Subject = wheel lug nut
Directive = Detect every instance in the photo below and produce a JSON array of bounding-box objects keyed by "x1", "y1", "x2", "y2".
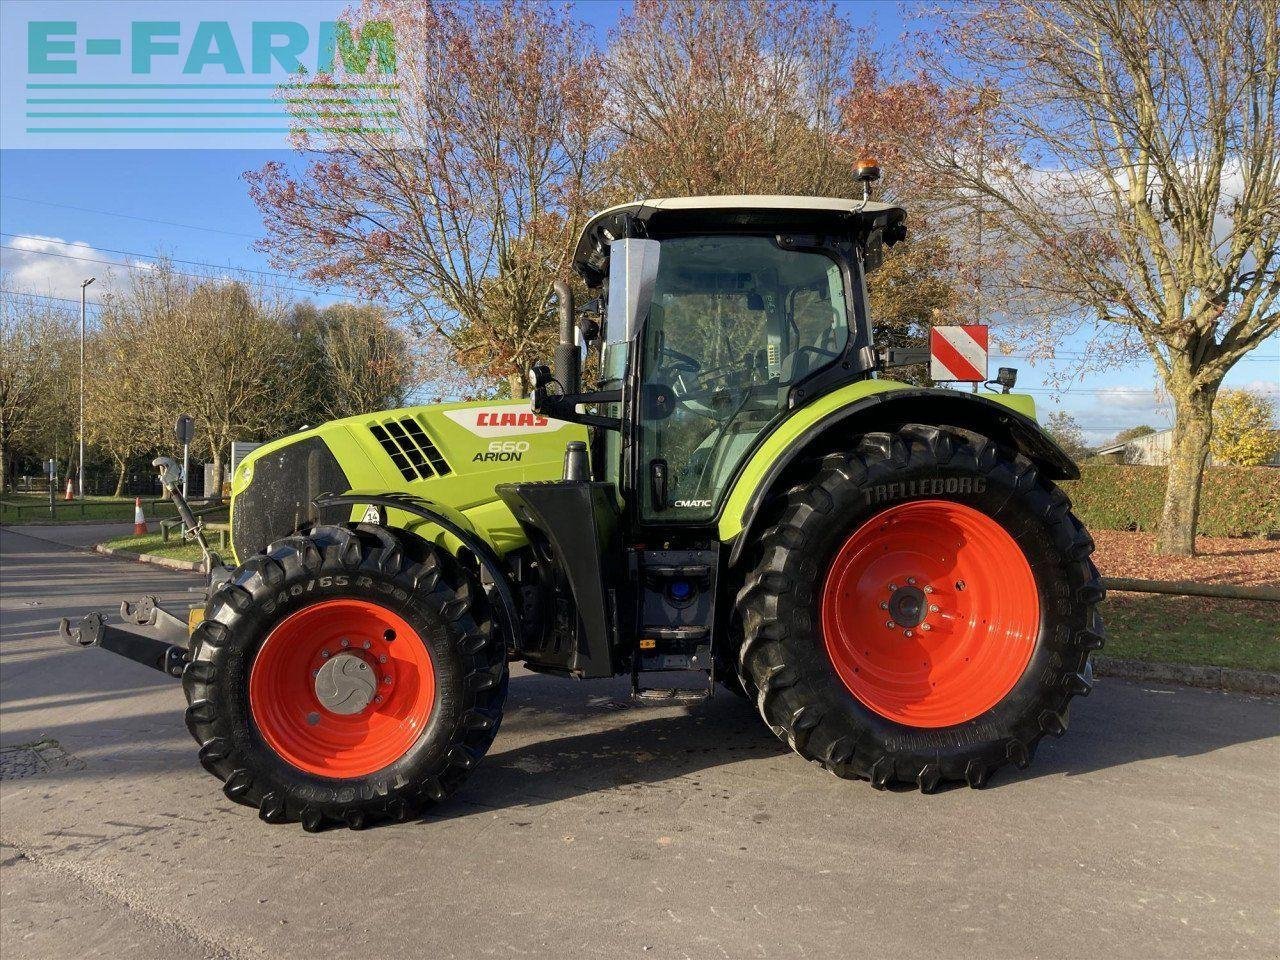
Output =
[
  {"x1": 923, "y1": 586, "x2": 933, "y2": 594},
  {"x1": 885, "y1": 620, "x2": 896, "y2": 629},
  {"x1": 905, "y1": 630, "x2": 914, "y2": 638},
  {"x1": 888, "y1": 583, "x2": 898, "y2": 591},
  {"x1": 362, "y1": 640, "x2": 372, "y2": 650},
  {"x1": 374, "y1": 695, "x2": 383, "y2": 704},
  {"x1": 340, "y1": 638, "x2": 350, "y2": 648},
  {"x1": 321, "y1": 650, "x2": 330, "y2": 659},
  {"x1": 907, "y1": 577, "x2": 916, "y2": 585},
  {"x1": 312, "y1": 669, "x2": 320, "y2": 677},
  {"x1": 880, "y1": 601, "x2": 889, "y2": 610},
  {"x1": 921, "y1": 623, "x2": 931, "y2": 631},
  {"x1": 378, "y1": 654, "x2": 388, "y2": 663},
  {"x1": 929, "y1": 604, "x2": 939, "y2": 612},
  {"x1": 383, "y1": 676, "x2": 392, "y2": 685}
]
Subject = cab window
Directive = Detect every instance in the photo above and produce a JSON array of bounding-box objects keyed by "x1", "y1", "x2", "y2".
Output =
[{"x1": 639, "y1": 235, "x2": 849, "y2": 520}]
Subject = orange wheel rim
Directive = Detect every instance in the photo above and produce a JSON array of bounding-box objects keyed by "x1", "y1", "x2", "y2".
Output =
[
  {"x1": 821, "y1": 500, "x2": 1040, "y2": 728},
  {"x1": 249, "y1": 599, "x2": 435, "y2": 777}
]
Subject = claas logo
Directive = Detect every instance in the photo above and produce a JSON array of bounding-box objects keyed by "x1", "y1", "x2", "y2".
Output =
[
  {"x1": 475, "y1": 412, "x2": 548, "y2": 428},
  {"x1": 441, "y1": 406, "x2": 566, "y2": 438}
]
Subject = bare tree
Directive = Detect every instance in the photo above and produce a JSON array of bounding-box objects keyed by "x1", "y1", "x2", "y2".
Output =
[
  {"x1": 99, "y1": 265, "x2": 306, "y2": 496},
  {"x1": 173, "y1": 280, "x2": 305, "y2": 495},
  {"x1": 0, "y1": 287, "x2": 76, "y2": 491},
  {"x1": 247, "y1": 0, "x2": 606, "y2": 397},
  {"x1": 851, "y1": 0, "x2": 1280, "y2": 554},
  {"x1": 88, "y1": 288, "x2": 170, "y2": 495},
  {"x1": 607, "y1": 0, "x2": 855, "y2": 197},
  {"x1": 293, "y1": 302, "x2": 420, "y2": 421}
]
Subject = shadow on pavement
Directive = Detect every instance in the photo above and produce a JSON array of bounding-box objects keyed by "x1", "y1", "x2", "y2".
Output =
[{"x1": 5, "y1": 665, "x2": 1277, "y2": 829}]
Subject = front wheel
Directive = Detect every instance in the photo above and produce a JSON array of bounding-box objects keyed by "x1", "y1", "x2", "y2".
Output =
[
  {"x1": 183, "y1": 524, "x2": 507, "y2": 829},
  {"x1": 734, "y1": 424, "x2": 1104, "y2": 791}
]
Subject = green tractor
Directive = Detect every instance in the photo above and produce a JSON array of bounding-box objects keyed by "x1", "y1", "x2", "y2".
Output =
[{"x1": 62, "y1": 192, "x2": 1102, "y2": 830}]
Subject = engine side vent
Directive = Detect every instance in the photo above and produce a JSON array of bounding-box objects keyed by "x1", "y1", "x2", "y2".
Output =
[{"x1": 369, "y1": 416, "x2": 452, "y2": 481}]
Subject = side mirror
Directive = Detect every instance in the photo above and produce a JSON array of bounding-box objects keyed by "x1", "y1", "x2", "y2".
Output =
[{"x1": 577, "y1": 298, "x2": 602, "y2": 344}]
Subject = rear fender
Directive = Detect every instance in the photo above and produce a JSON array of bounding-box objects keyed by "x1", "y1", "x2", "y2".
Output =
[{"x1": 722, "y1": 385, "x2": 1078, "y2": 566}]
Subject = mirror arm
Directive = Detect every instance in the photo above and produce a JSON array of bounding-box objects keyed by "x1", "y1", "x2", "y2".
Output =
[
  {"x1": 876, "y1": 347, "x2": 930, "y2": 369},
  {"x1": 529, "y1": 364, "x2": 622, "y2": 430},
  {"x1": 538, "y1": 393, "x2": 622, "y2": 430}
]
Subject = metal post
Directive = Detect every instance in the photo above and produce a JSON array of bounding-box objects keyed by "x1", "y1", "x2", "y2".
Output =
[
  {"x1": 79, "y1": 277, "x2": 95, "y2": 499},
  {"x1": 175, "y1": 415, "x2": 194, "y2": 500}
]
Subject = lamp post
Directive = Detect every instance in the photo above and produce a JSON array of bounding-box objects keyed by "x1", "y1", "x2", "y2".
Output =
[{"x1": 79, "y1": 277, "x2": 94, "y2": 499}]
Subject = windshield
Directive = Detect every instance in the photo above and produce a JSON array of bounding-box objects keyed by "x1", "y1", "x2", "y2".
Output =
[{"x1": 639, "y1": 234, "x2": 849, "y2": 521}]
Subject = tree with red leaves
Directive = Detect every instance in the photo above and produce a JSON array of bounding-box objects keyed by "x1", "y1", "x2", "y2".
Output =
[{"x1": 247, "y1": 0, "x2": 606, "y2": 398}]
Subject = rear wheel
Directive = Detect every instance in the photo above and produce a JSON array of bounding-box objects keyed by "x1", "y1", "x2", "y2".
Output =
[
  {"x1": 734, "y1": 424, "x2": 1103, "y2": 791},
  {"x1": 183, "y1": 524, "x2": 507, "y2": 829}
]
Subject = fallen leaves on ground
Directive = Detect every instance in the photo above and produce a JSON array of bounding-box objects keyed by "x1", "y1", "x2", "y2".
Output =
[{"x1": 1091, "y1": 530, "x2": 1279, "y2": 587}]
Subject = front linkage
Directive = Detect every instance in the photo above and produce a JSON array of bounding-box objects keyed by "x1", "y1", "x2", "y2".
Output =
[
  {"x1": 58, "y1": 456, "x2": 232, "y2": 680},
  {"x1": 59, "y1": 601, "x2": 189, "y2": 678}
]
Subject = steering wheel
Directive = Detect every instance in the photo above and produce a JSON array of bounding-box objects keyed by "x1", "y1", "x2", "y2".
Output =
[{"x1": 660, "y1": 345, "x2": 701, "y2": 374}]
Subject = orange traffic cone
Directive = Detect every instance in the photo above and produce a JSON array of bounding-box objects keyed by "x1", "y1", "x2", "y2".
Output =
[
  {"x1": 64, "y1": 478, "x2": 74, "y2": 500},
  {"x1": 133, "y1": 497, "x2": 147, "y2": 535}
]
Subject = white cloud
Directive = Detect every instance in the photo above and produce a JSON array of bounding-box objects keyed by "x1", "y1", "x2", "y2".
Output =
[
  {"x1": 1051, "y1": 386, "x2": 1172, "y2": 446},
  {"x1": 1071, "y1": 378, "x2": 1278, "y2": 446},
  {"x1": 0, "y1": 234, "x2": 148, "y2": 301},
  {"x1": 1230, "y1": 378, "x2": 1280, "y2": 396}
]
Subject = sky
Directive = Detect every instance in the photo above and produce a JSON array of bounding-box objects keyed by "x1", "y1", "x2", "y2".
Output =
[{"x1": 1, "y1": 0, "x2": 1275, "y2": 444}]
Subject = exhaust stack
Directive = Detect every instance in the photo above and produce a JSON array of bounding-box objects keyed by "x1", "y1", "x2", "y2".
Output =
[{"x1": 552, "y1": 280, "x2": 579, "y2": 395}]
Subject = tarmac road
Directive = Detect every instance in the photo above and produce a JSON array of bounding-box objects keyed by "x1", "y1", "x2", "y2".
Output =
[{"x1": 1, "y1": 522, "x2": 1277, "y2": 960}]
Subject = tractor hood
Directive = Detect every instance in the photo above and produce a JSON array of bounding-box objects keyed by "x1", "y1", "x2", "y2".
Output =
[{"x1": 228, "y1": 399, "x2": 586, "y2": 563}]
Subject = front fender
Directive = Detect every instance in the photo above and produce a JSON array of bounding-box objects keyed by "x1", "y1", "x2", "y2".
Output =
[
  {"x1": 314, "y1": 491, "x2": 520, "y2": 647},
  {"x1": 719, "y1": 380, "x2": 1077, "y2": 563}
]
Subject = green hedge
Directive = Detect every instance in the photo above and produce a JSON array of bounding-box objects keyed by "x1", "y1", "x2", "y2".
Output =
[{"x1": 1062, "y1": 464, "x2": 1280, "y2": 538}]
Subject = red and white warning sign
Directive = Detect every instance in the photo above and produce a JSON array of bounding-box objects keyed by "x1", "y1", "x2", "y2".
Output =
[{"x1": 930, "y1": 325, "x2": 989, "y2": 382}]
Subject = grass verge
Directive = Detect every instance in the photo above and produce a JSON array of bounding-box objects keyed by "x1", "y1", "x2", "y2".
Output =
[
  {"x1": 1, "y1": 493, "x2": 180, "y2": 524},
  {"x1": 1103, "y1": 594, "x2": 1279, "y2": 673},
  {"x1": 98, "y1": 532, "x2": 205, "y2": 565}
]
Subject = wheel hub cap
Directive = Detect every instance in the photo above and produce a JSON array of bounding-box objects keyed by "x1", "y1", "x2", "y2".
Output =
[
  {"x1": 314, "y1": 653, "x2": 378, "y2": 715},
  {"x1": 887, "y1": 584, "x2": 927, "y2": 628}
]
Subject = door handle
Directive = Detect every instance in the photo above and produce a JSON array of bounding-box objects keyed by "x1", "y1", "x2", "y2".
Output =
[{"x1": 649, "y1": 459, "x2": 669, "y2": 511}]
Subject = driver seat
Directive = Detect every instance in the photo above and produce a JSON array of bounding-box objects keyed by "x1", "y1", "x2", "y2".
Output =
[{"x1": 780, "y1": 324, "x2": 845, "y2": 382}]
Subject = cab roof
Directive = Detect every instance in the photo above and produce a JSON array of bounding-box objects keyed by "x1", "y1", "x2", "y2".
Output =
[{"x1": 571, "y1": 195, "x2": 907, "y2": 285}]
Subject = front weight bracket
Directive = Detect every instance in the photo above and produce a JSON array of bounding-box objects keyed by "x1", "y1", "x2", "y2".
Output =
[{"x1": 59, "y1": 610, "x2": 189, "y2": 679}]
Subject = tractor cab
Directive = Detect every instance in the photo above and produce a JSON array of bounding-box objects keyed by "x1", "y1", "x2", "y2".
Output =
[{"x1": 535, "y1": 195, "x2": 906, "y2": 528}]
